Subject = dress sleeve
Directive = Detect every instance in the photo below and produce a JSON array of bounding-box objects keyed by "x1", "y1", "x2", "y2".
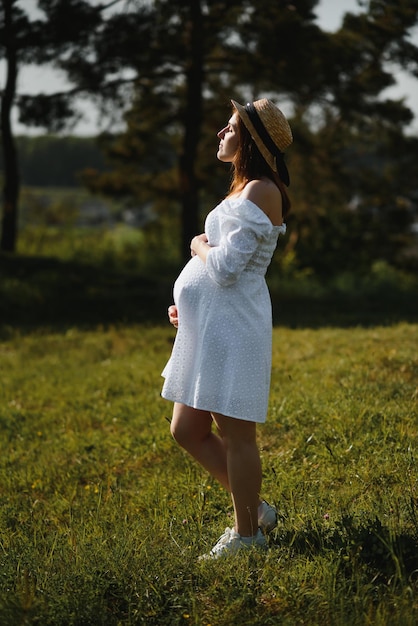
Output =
[{"x1": 205, "y1": 199, "x2": 274, "y2": 287}]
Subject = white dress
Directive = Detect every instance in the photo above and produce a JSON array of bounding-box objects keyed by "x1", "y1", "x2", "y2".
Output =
[{"x1": 161, "y1": 197, "x2": 286, "y2": 422}]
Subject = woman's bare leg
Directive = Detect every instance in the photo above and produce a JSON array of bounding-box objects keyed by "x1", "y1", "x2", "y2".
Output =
[
  {"x1": 170, "y1": 403, "x2": 230, "y2": 490},
  {"x1": 212, "y1": 413, "x2": 261, "y2": 538}
]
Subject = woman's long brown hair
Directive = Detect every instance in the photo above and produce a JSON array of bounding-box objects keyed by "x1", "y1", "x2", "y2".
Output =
[{"x1": 227, "y1": 114, "x2": 291, "y2": 219}]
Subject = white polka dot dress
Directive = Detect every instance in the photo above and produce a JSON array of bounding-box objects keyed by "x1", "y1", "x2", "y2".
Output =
[{"x1": 161, "y1": 197, "x2": 286, "y2": 422}]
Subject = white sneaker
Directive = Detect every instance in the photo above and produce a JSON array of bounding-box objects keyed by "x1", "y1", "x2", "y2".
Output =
[
  {"x1": 258, "y1": 501, "x2": 278, "y2": 534},
  {"x1": 199, "y1": 527, "x2": 267, "y2": 560}
]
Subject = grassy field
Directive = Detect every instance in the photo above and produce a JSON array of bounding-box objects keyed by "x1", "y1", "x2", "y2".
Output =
[
  {"x1": 0, "y1": 318, "x2": 417, "y2": 625},
  {"x1": 1, "y1": 222, "x2": 418, "y2": 624}
]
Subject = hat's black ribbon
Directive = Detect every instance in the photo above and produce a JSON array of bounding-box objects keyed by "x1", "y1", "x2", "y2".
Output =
[{"x1": 245, "y1": 102, "x2": 290, "y2": 186}]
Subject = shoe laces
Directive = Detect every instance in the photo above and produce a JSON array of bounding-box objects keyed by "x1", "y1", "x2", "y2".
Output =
[{"x1": 210, "y1": 528, "x2": 235, "y2": 552}]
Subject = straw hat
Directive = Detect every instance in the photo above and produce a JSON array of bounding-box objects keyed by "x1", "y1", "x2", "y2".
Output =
[{"x1": 231, "y1": 98, "x2": 292, "y2": 186}]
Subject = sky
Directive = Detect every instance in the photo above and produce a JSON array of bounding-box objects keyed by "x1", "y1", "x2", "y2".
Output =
[{"x1": 2, "y1": 0, "x2": 418, "y2": 135}]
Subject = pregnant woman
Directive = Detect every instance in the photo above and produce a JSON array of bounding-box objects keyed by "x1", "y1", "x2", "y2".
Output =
[{"x1": 162, "y1": 98, "x2": 292, "y2": 559}]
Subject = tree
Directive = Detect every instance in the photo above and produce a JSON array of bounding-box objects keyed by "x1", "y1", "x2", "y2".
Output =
[
  {"x1": 79, "y1": 0, "x2": 329, "y2": 259},
  {"x1": 76, "y1": 0, "x2": 251, "y2": 259},
  {"x1": 0, "y1": 0, "x2": 118, "y2": 252},
  {"x1": 81, "y1": 0, "x2": 418, "y2": 267},
  {"x1": 269, "y1": 0, "x2": 418, "y2": 276},
  {"x1": 1, "y1": 0, "x2": 23, "y2": 251}
]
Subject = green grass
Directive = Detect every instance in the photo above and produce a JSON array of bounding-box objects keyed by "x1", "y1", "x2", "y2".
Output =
[
  {"x1": 1, "y1": 224, "x2": 418, "y2": 624},
  {"x1": 0, "y1": 322, "x2": 417, "y2": 625}
]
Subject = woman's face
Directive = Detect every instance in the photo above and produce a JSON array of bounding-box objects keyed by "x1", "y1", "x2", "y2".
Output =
[{"x1": 217, "y1": 113, "x2": 239, "y2": 163}]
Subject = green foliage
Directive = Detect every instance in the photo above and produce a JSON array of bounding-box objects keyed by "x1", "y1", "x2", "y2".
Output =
[
  {"x1": 0, "y1": 323, "x2": 417, "y2": 625},
  {"x1": 281, "y1": 109, "x2": 418, "y2": 276},
  {"x1": 17, "y1": 190, "x2": 182, "y2": 271},
  {"x1": 10, "y1": 136, "x2": 108, "y2": 188},
  {"x1": 0, "y1": 217, "x2": 417, "y2": 332}
]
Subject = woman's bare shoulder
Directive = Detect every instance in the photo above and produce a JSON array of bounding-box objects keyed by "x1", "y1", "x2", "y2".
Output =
[{"x1": 240, "y1": 179, "x2": 283, "y2": 225}]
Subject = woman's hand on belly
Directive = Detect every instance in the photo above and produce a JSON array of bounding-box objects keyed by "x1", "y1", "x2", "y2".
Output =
[
  {"x1": 168, "y1": 305, "x2": 179, "y2": 328},
  {"x1": 191, "y1": 233, "x2": 210, "y2": 262}
]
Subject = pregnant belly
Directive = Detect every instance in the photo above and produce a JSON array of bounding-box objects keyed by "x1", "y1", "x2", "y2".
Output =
[{"x1": 173, "y1": 256, "x2": 211, "y2": 308}]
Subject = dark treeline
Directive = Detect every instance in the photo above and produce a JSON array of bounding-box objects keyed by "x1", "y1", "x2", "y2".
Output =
[{"x1": 0, "y1": 136, "x2": 107, "y2": 187}]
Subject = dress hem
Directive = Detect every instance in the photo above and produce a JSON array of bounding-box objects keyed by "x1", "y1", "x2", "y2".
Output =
[{"x1": 160, "y1": 391, "x2": 267, "y2": 424}]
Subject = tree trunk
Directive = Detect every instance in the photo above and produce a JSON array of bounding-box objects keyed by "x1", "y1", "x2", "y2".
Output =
[
  {"x1": 178, "y1": 0, "x2": 204, "y2": 261},
  {"x1": 1, "y1": 0, "x2": 19, "y2": 253}
]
